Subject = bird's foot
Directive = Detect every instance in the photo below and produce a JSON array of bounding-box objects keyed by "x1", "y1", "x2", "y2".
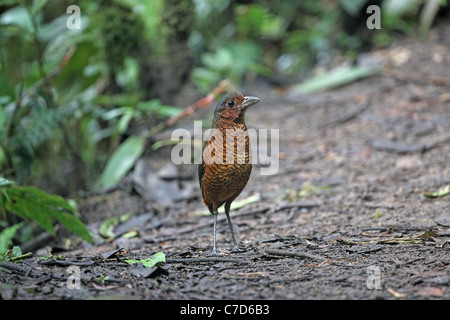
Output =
[{"x1": 230, "y1": 243, "x2": 250, "y2": 253}]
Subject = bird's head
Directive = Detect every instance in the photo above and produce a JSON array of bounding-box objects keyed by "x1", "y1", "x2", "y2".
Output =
[{"x1": 213, "y1": 92, "x2": 260, "y2": 125}]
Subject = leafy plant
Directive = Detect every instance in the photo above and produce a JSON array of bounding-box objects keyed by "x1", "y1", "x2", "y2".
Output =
[
  {"x1": 0, "y1": 177, "x2": 93, "y2": 245},
  {"x1": 97, "y1": 135, "x2": 146, "y2": 190}
]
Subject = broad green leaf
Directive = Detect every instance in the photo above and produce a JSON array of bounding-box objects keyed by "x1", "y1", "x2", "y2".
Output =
[
  {"x1": 291, "y1": 66, "x2": 380, "y2": 95},
  {"x1": 17, "y1": 186, "x2": 75, "y2": 211},
  {"x1": 94, "y1": 94, "x2": 139, "y2": 107},
  {"x1": 423, "y1": 185, "x2": 450, "y2": 198},
  {"x1": 53, "y1": 210, "x2": 93, "y2": 244},
  {"x1": 11, "y1": 245, "x2": 22, "y2": 258},
  {"x1": 0, "y1": 223, "x2": 23, "y2": 255},
  {"x1": 4, "y1": 188, "x2": 55, "y2": 234},
  {"x1": 116, "y1": 110, "x2": 134, "y2": 134},
  {"x1": 98, "y1": 135, "x2": 145, "y2": 190},
  {"x1": 0, "y1": 177, "x2": 14, "y2": 188},
  {"x1": 0, "y1": 6, "x2": 33, "y2": 33},
  {"x1": 125, "y1": 252, "x2": 166, "y2": 268},
  {"x1": 1, "y1": 186, "x2": 93, "y2": 243}
]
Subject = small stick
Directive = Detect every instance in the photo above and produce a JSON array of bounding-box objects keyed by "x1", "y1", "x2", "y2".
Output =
[
  {"x1": 9, "y1": 252, "x2": 33, "y2": 262},
  {"x1": 264, "y1": 248, "x2": 326, "y2": 262},
  {"x1": 39, "y1": 259, "x2": 96, "y2": 267},
  {"x1": 166, "y1": 257, "x2": 247, "y2": 264}
]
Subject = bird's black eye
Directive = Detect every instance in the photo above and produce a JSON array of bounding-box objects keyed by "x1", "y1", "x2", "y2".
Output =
[{"x1": 227, "y1": 100, "x2": 235, "y2": 107}]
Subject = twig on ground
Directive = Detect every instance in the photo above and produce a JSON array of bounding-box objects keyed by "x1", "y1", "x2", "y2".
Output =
[
  {"x1": 9, "y1": 252, "x2": 33, "y2": 262},
  {"x1": 166, "y1": 257, "x2": 247, "y2": 264},
  {"x1": 264, "y1": 248, "x2": 327, "y2": 262},
  {"x1": 39, "y1": 259, "x2": 96, "y2": 267}
]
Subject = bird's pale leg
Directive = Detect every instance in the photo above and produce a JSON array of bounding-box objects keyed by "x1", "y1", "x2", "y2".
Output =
[
  {"x1": 225, "y1": 203, "x2": 244, "y2": 252},
  {"x1": 212, "y1": 211, "x2": 218, "y2": 254}
]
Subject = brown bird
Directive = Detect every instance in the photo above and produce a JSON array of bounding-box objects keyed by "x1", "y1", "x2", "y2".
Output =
[{"x1": 198, "y1": 92, "x2": 260, "y2": 254}]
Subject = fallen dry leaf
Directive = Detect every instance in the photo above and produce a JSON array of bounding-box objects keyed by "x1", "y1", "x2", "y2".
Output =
[{"x1": 387, "y1": 287, "x2": 407, "y2": 299}]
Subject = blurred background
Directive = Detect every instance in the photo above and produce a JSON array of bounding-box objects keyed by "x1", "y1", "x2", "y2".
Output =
[{"x1": 0, "y1": 0, "x2": 449, "y2": 197}]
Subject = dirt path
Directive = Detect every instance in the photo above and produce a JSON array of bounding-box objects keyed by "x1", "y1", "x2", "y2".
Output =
[{"x1": 1, "y1": 23, "x2": 449, "y2": 301}]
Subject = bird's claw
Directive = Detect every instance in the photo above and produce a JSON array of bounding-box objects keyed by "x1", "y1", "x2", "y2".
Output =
[{"x1": 230, "y1": 244, "x2": 248, "y2": 253}]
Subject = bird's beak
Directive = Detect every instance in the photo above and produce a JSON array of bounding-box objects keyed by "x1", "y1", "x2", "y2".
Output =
[{"x1": 241, "y1": 96, "x2": 260, "y2": 109}]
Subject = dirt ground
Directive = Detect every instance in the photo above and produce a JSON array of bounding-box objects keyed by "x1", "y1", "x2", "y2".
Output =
[{"x1": 1, "y1": 22, "x2": 449, "y2": 301}]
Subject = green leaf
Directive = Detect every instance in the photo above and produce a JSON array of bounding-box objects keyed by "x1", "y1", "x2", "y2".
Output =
[
  {"x1": 0, "y1": 223, "x2": 23, "y2": 256},
  {"x1": 94, "y1": 94, "x2": 139, "y2": 107},
  {"x1": 423, "y1": 185, "x2": 450, "y2": 198},
  {"x1": 5, "y1": 188, "x2": 55, "y2": 234},
  {"x1": 291, "y1": 66, "x2": 380, "y2": 95},
  {"x1": 53, "y1": 210, "x2": 93, "y2": 244},
  {"x1": 1, "y1": 186, "x2": 93, "y2": 243},
  {"x1": 17, "y1": 186, "x2": 74, "y2": 211},
  {"x1": 98, "y1": 135, "x2": 145, "y2": 190},
  {"x1": 0, "y1": 177, "x2": 14, "y2": 188},
  {"x1": 191, "y1": 67, "x2": 221, "y2": 91},
  {"x1": 125, "y1": 252, "x2": 166, "y2": 268},
  {"x1": 137, "y1": 100, "x2": 182, "y2": 118},
  {"x1": 11, "y1": 245, "x2": 22, "y2": 258},
  {"x1": 98, "y1": 211, "x2": 133, "y2": 238},
  {"x1": 0, "y1": 6, "x2": 33, "y2": 33}
]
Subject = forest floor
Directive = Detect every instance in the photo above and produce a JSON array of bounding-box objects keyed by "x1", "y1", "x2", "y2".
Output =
[{"x1": 1, "y1": 22, "x2": 450, "y2": 301}]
